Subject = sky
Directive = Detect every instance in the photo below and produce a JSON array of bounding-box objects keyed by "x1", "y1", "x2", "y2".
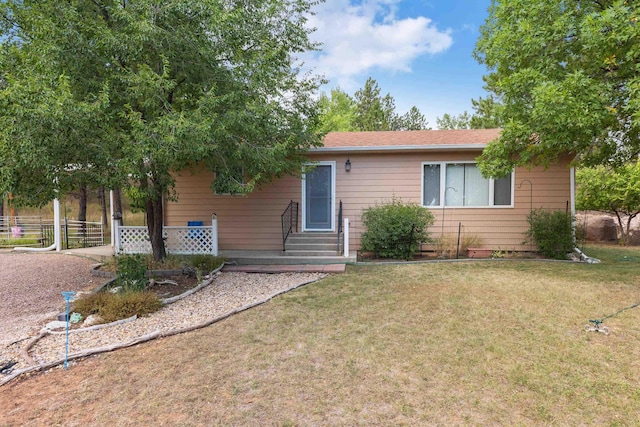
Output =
[{"x1": 302, "y1": 0, "x2": 493, "y2": 128}]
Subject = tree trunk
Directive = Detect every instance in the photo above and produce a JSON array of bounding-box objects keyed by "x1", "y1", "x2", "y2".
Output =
[
  {"x1": 78, "y1": 183, "x2": 88, "y2": 237},
  {"x1": 0, "y1": 197, "x2": 4, "y2": 217},
  {"x1": 145, "y1": 181, "x2": 166, "y2": 262},
  {"x1": 113, "y1": 186, "x2": 124, "y2": 226},
  {"x1": 98, "y1": 187, "x2": 108, "y2": 226}
]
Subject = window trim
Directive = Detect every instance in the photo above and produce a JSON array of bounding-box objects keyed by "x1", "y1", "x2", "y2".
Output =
[{"x1": 421, "y1": 161, "x2": 515, "y2": 209}]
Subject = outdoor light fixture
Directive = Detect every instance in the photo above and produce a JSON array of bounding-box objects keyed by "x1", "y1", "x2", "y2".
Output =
[{"x1": 345, "y1": 158, "x2": 351, "y2": 172}]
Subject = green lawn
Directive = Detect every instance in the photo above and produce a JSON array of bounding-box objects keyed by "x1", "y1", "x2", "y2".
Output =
[{"x1": 3, "y1": 245, "x2": 640, "y2": 426}]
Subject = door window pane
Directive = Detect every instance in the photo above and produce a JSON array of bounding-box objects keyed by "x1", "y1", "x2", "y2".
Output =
[{"x1": 305, "y1": 165, "x2": 332, "y2": 229}]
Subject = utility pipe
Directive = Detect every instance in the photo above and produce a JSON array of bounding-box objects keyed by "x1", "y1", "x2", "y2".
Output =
[{"x1": 13, "y1": 199, "x2": 61, "y2": 252}]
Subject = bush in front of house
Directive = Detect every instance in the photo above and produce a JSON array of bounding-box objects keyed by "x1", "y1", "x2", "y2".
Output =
[
  {"x1": 526, "y1": 209, "x2": 574, "y2": 259},
  {"x1": 360, "y1": 196, "x2": 435, "y2": 259}
]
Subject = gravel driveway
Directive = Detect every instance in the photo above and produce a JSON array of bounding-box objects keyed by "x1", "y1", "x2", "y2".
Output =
[{"x1": 0, "y1": 252, "x2": 99, "y2": 346}]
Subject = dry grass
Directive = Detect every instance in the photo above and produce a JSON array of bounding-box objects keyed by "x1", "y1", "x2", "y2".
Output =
[
  {"x1": 3, "y1": 245, "x2": 640, "y2": 425},
  {"x1": 12, "y1": 193, "x2": 146, "y2": 226}
]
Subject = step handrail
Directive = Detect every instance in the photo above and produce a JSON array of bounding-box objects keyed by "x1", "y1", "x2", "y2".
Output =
[
  {"x1": 337, "y1": 200, "x2": 343, "y2": 254},
  {"x1": 281, "y1": 200, "x2": 298, "y2": 251}
]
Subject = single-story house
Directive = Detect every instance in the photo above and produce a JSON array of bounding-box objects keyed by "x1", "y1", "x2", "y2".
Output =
[{"x1": 164, "y1": 129, "x2": 574, "y2": 257}]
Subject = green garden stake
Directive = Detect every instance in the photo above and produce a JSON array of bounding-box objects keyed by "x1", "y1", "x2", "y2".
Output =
[{"x1": 61, "y1": 291, "x2": 76, "y2": 369}]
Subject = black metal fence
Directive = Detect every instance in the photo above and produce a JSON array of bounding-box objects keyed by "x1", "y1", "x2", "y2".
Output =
[{"x1": 1, "y1": 216, "x2": 104, "y2": 249}]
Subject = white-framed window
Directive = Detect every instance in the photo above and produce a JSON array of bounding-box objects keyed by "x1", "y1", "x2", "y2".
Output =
[{"x1": 422, "y1": 161, "x2": 513, "y2": 208}]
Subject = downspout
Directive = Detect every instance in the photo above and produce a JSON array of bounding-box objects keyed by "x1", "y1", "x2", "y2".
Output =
[{"x1": 14, "y1": 198, "x2": 62, "y2": 252}]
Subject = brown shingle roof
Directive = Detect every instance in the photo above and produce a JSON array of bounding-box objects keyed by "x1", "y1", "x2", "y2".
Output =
[{"x1": 317, "y1": 129, "x2": 501, "y2": 151}]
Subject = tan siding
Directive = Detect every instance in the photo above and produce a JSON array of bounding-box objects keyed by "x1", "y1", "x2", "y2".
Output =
[
  {"x1": 165, "y1": 169, "x2": 301, "y2": 250},
  {"x1": 165, "y1": 153, "x2": 573, "y2": 252}
]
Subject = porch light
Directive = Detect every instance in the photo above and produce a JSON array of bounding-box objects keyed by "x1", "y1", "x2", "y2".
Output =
[{"x1": 345, "y1": 158, "x2": 351, "y2": 172}]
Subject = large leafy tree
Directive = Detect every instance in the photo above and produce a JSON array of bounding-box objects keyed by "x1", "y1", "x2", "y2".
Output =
[
  {"x1": 317, "y1": 88, "x2": 356, "y2": 133},
  {"x1": 0, "y1": 0, "x2": 323, "y2": 260},
  {"x1": 475, "y1": 0, "x2": 640, "y2": 178},
  {"x1": 576, "y1": 163, "x2": 640, "y2": 244}
]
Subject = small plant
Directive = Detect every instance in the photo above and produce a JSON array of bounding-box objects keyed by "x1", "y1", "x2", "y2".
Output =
[
  {"x1": 360, "y1": 196, "x2": 435, "y2": 260},
  {"x1": 73, "y1": 290, "x2": 162, "y2": 323},
  {"x1": 491, "y1": 248, "x2": 506, "y2": 259},
  {"x1": 526, "y1": 209, "x2": 574, "y2": 259},
  {"x1": 115, "y1": 254, "x2": 148, "y2": 291}
]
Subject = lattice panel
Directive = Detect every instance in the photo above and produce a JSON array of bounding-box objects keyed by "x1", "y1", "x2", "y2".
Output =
[
  {"x1": 164, "y1": 226, "x2": 215, "y2": 255},
  {"x1": 118, "y1": 226, "x2": 217, "y2": 255},
  {"x1": 118, "y1": 227, "x2": 152, "y2": 254}
]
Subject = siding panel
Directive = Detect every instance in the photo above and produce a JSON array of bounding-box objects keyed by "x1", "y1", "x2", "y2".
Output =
[{"x1": 165, "y1": 153, "x2": 572, "y2": 252}]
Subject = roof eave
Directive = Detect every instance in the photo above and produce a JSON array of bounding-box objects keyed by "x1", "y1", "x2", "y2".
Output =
[{"x1": 309, "y1": 144, "x2": 487, "y2": 154}]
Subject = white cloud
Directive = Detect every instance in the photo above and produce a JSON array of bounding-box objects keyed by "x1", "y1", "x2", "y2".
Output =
[{"x1": 303, "y1": 0, "x2": 453, "y2": 88}]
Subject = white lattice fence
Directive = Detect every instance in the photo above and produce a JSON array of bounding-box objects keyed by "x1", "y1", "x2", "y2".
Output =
[{"x1": 117, "y1": 223, "x2": 218, "y2": 255}]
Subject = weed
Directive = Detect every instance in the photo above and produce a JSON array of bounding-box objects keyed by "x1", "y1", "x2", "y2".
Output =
[{"x1": 435, "y1": 233, "x2": 483, "y2": 258}]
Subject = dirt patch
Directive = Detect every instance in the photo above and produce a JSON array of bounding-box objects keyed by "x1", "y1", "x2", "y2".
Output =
[{"x1": 145, "y1": 274, "x2": 199, "y2": 298}]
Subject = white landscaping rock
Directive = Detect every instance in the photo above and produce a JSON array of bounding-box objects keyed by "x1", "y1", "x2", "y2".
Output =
[
  {"x1": 83, "y1": 314, "x2": 103, "y2": 327},
  {"x1": 42, "y1": 321, "x2": 68, "y2": 331}
]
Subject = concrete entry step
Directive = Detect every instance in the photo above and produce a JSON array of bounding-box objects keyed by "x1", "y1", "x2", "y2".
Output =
[
  {"x1": 284, "y1": 232, "x2": 344, "y2": 256},
  {"x1": 221, "y1": 250, "x2": 356, "y2": 266}
]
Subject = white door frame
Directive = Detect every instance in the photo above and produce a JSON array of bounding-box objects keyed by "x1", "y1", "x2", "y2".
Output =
[{"x1": 301, "y1": 161, "x2": 336, "y2": 232}]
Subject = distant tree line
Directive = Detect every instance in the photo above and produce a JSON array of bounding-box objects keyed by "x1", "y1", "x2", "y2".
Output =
[
  {"x1": 318, "y1": 77, "x2": 430, "y2": 132},
  {"x1": 319, "y1": 77, "x2": 504, "y2": 132}
]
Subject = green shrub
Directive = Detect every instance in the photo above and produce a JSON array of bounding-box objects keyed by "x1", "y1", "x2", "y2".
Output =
[
  {"x1": 360, "y1": 196, "x2": 435, "y2": 260},
  {"x1": 115, "y1": 254, "x2": 148, "y2": 291},
  {"x1": 526, "y1": 209, "x2": 574, "y2": 259},
  {"x1": 73, "y1": 290, "x2": 162, "y2": 324}
]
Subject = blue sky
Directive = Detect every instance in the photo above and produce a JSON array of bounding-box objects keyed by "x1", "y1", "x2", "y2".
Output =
[{"x1": 303, "y1": 0, "x2": 493, "y2": 128}]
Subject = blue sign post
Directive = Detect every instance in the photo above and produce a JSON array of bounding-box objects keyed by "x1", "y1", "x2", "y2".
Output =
[{"x1": 61, "y1": 291, "x2": 76, "y2": 369}]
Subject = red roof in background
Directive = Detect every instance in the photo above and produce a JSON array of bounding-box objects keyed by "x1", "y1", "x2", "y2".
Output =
[{"x1": 318, "y1": 129, "x2": 501, "y2": 149}]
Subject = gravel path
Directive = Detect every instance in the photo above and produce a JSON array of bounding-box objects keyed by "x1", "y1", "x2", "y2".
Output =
[
  {"x1": 0, "y1": 252, "x2": 99, "y2": 346},
  {"x1": 0, "y1": 251, "x2": 325, "y2": 379}
]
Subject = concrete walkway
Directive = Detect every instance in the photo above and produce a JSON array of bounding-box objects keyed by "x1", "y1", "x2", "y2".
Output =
[
  {"x1": 64, "y1": 247, "x2": 348, "y2": 273},
  {"x1": 222, "y1": 264, "x2": 346, "y2": 273},
  {"x1": 64, "y1": 245, "x2": 114, "y2": 261}
]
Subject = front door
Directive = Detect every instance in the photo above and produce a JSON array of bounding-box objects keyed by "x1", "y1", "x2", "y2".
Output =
[{"x1": 303, "y1": 162, "x2": 334, "y2": 231}]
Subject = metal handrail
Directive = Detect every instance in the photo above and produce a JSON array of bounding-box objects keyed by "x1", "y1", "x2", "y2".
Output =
[
  {"x1": 337, "y1": 200, "x2": 343, "y2": 254},
  {"x1": 281, "y1": 200, "x2": 298, "y2": 251}
]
